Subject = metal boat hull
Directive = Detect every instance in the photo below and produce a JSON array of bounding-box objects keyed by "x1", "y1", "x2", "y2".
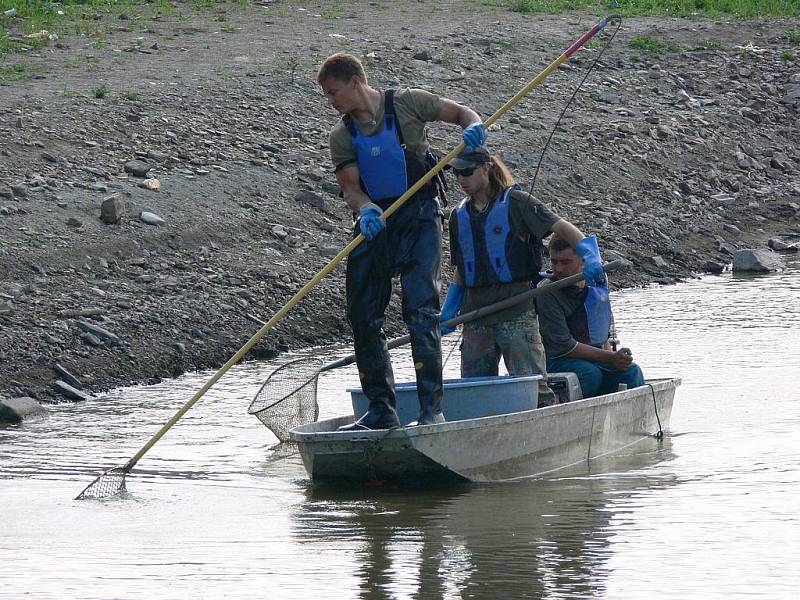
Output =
[{"x1": 289, "y1": 378, "x2": 679, "y2": 483}]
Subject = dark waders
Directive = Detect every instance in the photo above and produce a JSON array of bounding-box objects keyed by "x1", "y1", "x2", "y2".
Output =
[{"x1": 344, "y1": 196, "x2": 443, "y2": 429}]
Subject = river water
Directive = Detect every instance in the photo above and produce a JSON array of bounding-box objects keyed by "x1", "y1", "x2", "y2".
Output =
[{"x1": 1, "y1": 256, "x2": 798, "y2": 599}]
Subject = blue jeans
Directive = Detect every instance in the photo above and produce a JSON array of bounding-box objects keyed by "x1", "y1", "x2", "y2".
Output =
[{"x1": 546, "y1": 357, "x2": 644, "y2": 399}]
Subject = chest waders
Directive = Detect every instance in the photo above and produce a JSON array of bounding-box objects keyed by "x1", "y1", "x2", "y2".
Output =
[{"x1": 340, "y1": 90, "x2": 444, "y2": 430}]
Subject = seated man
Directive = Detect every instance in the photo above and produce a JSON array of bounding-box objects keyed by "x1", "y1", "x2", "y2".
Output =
[{"x1": 536, "y1": 235, "x2": 644, "y2": 399}]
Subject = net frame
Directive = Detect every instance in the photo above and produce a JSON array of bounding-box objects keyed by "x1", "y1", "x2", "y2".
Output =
[
  {"x1": 248, "y1": 357, "x2": 322, "y2": 441},
  {"x1": 75, "y1": 467, "x2": 127, "y2": 500}
]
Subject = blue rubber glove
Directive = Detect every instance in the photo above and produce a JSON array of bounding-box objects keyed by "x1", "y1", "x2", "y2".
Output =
[
  {"x1": 440, "y1": 283, "x2": 465, "y2": 335},
  {"x1": 462, "y1": 122, "x2": 486, "y2": 150},
  {"x1": 575, "y1": 235, "x2": 606, "y2": 287},
  {"x1": 358, "y1": 202, "x2": 385, "y2": 241}
]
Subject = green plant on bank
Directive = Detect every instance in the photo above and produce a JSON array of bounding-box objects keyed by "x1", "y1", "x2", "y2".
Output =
[
  {"x1": 20, "y1": 235, "x2": 42, "y2": 247},
  {"x1": 321, "y1": 1, "x2": 344, "y2": 19},
  {"x1": 786, "y1": 29, "x2": 800, "y2": 44},
  {"x1": 220, "y1": 25, "x2": 236, "y2": 33},
  {"x1": 441, "y1": 48, "x2": 456, "y2": 68},
  {"x1": 781, "y1": 50, "x2": 796, "y2": 61},
  {"x1": 0, "y1": 60, "x2": 28, "y2": 83},
  {"x1": 123, "y1": 89, "x2": 140, "y2": 101},
  {"x1": 502, "y1": 0, "x2": 798, "y2": 18},
  {"x1": 628, "y1": 34, "x2": 681, "y2": 54},
  {"x1": 93, "y1": 82, "x2": 109, "y2": 98},
  {"x1": 0, "y1": 0, "x2": 255, "y2": 58}
]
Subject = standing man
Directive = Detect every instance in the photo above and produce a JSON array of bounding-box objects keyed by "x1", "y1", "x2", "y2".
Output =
[
  {"x1": 317, "y1": 52, "x2": 486, "y2": 430},
  {"x1": 536, "y1": 235, "x2": 645, "y2": 398}
]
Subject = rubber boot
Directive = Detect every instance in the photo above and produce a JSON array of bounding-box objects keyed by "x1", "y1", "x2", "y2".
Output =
[
  {"x1": 338, "y1": 400, "x2": 400, "y2": 431},
  {"x1": 407, "y1": 406, "x2": 445, "y2": 427}
]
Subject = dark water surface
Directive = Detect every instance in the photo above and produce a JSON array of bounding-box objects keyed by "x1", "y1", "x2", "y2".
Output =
[{"x1": 2, "y1": 257, "x2": 798, "y2": 599}]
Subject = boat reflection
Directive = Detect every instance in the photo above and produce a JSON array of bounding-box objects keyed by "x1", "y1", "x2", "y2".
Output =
[{"x1": 291, "y1": 438, "x2": 678, "y2": 599}]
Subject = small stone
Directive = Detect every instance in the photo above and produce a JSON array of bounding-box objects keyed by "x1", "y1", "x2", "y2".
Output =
[
  {"x1": 702, "y1": 261, "x2": 725, "y2": 274},
  {"x1": 124, "y1": 160, "x2": 152, "y2": 177},
  {"x1": 139, "y1": 178, "x2": 161, "y2": 190},
  {"x1": 651, "y1": 255, "x2": 669, "y2": 268},
  {"x1": 295, "y1": 190, "x2": 325, "y2": 209},
  {"x1": 140, "y1": 211, "x2": 165, "y2": 226}
]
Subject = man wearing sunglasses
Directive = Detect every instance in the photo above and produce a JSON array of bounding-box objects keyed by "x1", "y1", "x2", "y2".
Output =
[
  {"x1": 442, "y1": 146, "x2": 605, "y2": 407},
  {"x1": 317, "y1": 52, "x2": 486, "y2": 430}
]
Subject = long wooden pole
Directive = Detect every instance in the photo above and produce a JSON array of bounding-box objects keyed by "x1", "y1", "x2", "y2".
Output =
[{"x1": 114, "y1": 15, "x2": 619, "y2": 474}]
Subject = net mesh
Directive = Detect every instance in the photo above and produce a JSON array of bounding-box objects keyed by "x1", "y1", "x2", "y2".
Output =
[
  {"x1": 75, "y1": 467, "x2": 127, "y2": 500},
  {"x1": 248, "y1": 357, "x2": 322, "y2": 441}
]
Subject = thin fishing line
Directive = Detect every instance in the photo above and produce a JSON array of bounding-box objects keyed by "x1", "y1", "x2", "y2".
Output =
[{"x1": 528, "y1": 18, "x2": 623, "y2": 197}]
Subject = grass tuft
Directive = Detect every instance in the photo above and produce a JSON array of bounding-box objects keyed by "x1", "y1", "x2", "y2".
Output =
[
  {"x1": 628, "y1": 34, "x2": 681, "y2": 54},
  {"x1": 93, "y1": 82, "x2": 109, "y2": 99},
  {"x1": 504, "y1": 0, "x2": 799, "y2": 18}
]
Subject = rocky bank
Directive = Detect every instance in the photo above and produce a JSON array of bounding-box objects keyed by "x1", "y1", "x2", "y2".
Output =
[{"x1": 0, "y1": 1, "x2": 798, "y2": 403}]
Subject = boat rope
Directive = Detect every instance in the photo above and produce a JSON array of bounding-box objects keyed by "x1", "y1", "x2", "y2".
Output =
[
  {"x1": 646, "y1": 383, "x2": 664, "y2": 439},
  {"x1": 527, "y1": 17, "x2": 623, "y2": 196}
]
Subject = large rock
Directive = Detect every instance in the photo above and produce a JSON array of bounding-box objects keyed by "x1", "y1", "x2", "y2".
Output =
[
  {"x1": 767, "y1": 238, "x2": 799, "y2": 253},
  {"x1": 76, "y1": 319, "x2": 120, "y2": 345},
  {"x1": 53, "y1": 380, "x2": 90, "y2": 402},
  {"x1": 732, "y1": 249, "x2": 784, "y2": 272},
  {"x1": 100, "y1": 193, "x2": 125, "y2": 224},
  {"x1": 0, "y1": 396, "x2": 48, "y2": 423}
]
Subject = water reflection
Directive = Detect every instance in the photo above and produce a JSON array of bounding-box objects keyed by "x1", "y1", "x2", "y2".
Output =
[
  {"x1": 1, "y1": 259, "x2": 798, "y2": 598},
  {"x1": 293, "y1": 440, "x2": 677, "y2": 599}
]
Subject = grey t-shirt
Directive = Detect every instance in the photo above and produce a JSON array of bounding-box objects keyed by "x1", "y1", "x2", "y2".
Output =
[
  {"x1": 535, "y1": 280, "x2": 587, "y2": 359},
  {"x1": 449, "y1": 188, "x2": 560, "y2": 326},
  {"x1": 329, "y1": 87, "x2": 443, "y2": 172}
]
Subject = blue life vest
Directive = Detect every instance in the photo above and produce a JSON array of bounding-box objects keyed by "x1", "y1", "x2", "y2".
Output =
[
  {"x1": 567, "y1": 284, "x2": 613, "y2": 347},
  {"x1": 455, "y1": 185, "x2": 543, "y2": 288},
  {"x1": 342, "y1": 90, "x2": 439, "y2": 209}
]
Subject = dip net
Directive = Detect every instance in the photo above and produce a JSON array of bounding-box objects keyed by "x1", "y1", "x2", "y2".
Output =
[
  {"x1": 75, "y1": 467, "x2": 126, "y2": 500},
  {"x1": 248, "y1": 357, "x2": 321, "y2": 441}
]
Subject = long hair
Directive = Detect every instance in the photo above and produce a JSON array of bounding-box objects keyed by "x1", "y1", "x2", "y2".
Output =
[{"x1": 484, "y1": 156, "x2": 516, "y2": 201}]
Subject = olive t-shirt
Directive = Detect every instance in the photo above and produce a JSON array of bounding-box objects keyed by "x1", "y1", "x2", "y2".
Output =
[
  {"x1": 448, "y1": 189, "x2": 561, "y2": 326},
  {"x1": 535, "y1": 280, "x2": 587, "y2": 359},
  {"x1": 329, "y1": 88, "x2": 443, "y2": 172}
]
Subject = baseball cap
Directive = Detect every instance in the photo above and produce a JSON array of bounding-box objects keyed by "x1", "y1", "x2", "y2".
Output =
[{"x1": 449, "y1": 146, "x2": 490, "y2": 170}]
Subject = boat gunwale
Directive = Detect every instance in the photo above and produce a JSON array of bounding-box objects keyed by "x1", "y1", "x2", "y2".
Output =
[{"x1": 289, "y1": 377, "x2": 680, "y2": 443}]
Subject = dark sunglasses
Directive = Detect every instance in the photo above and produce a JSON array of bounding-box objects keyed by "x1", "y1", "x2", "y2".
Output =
[{"x1": 453, "y1": 166, "x2": 477, "y2": 178}]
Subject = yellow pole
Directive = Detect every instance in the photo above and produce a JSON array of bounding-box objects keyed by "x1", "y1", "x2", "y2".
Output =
[{"x1": 121, "y1": 15, "x2": 619, "y2": 472}]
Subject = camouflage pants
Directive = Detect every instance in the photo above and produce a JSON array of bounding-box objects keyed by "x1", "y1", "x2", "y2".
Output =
[{"x1": 461, "y1": 308, "x2": 557, "y2": 407}]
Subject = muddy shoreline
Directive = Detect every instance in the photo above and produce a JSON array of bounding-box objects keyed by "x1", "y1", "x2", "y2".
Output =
[{"x1": 1, "y1": 2, "x2": 798, "y2": 402}]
